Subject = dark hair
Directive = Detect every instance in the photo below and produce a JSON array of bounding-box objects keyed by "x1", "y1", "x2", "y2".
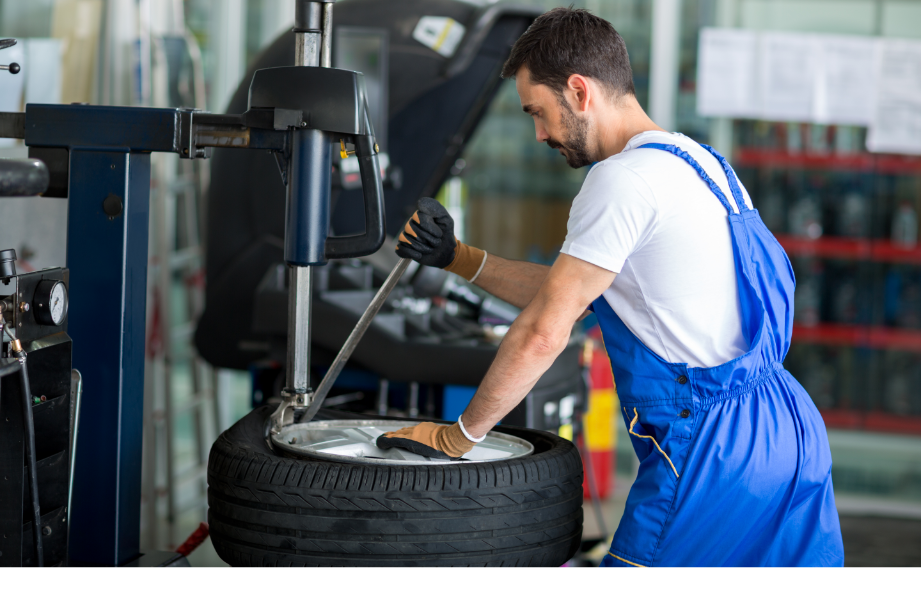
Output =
[{"x1": 501, "y1": 7, "x2": 635, "y2": 101}]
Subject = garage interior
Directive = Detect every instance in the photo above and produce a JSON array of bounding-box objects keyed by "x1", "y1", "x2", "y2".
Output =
[{"x1": 0, "y1": 0, "x2": 920, "y2": 568}]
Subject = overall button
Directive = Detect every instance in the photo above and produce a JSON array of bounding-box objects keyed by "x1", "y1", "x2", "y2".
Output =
[
  {"x1": 677, "y1": 375, "x2": 688, "y2": 384},
  {"x1": 680, "y1": 409, "x2": 691, "y2": 418}
]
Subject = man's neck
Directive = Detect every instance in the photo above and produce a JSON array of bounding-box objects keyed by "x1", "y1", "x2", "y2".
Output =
[{"x1": 595, "y1": 95, "x2": 666, "y2": 161}]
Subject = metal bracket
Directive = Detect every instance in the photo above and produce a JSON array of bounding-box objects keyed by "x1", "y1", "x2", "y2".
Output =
[
  {"x1": 269, "y1": 387, "x2": 311, "y2": 434},
  {"x1": 177, "y1": 109, "x2": 212, "y2": 159}
]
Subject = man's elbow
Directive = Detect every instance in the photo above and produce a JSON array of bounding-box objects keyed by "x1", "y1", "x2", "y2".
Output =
[{"x1": 520, "y1": 326, "x2": 568, "y2": 358}]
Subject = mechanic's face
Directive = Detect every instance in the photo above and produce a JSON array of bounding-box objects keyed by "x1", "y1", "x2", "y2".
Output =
[{"x1": 516, "y1": 67, "x2": 594, "y2": 169}]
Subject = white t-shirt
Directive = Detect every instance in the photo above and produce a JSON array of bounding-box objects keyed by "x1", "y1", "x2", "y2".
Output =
[{"x1": 561, "y1": 131, "x2": 753, "y2": 369}]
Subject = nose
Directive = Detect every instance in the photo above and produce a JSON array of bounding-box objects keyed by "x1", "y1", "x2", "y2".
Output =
[{"x1": 535, "y1": 124, "x2": 549, "y2": 143}]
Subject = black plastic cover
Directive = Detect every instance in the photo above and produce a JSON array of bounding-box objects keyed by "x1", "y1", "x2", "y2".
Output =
[
  {"x1": 0, "y1": 158, "x2": 49, "y2": 197},
  {"x1": 248, "y1": 66, "x2": 369, "y2": 135}
]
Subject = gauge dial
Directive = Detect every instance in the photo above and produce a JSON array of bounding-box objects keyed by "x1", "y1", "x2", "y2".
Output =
[{"x1": 34, "y1": 280, "x2": 68, "y2": 326}]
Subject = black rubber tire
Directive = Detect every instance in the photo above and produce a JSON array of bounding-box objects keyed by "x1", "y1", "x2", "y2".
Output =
[{"x1": 207, "y1": 406, "x2": 583, "y2": 567}]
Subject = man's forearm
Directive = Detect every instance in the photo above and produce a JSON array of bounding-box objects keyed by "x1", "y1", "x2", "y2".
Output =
[
  {"x1": 461, "y1": 307, "x2": 571, "y2": 438},
  {"x1": 470, "y1": 254, "x2": 550, "y2": 309},
  {"x1": 460, "y1": 254, "x2": 617, "y2": 439}
]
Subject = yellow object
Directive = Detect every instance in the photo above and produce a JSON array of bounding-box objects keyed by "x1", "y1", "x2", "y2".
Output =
[
  {"x1": 584, "y1": 388, "x2": 617, "y2": 452},
  {"x1": 627, "y1": 407, "x2": 679, "y2": 479},
  {"x1": 607, "y1": 552, "x2": 647, "y2": 567},
  {"x1": 558, "y1": 423, "x2": 573, "y2": 441},
  {"x1": 339, "y1": 139, "x2": 356, "y2": 159}
]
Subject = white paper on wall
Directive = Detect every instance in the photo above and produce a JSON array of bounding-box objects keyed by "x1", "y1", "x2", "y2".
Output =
[
  {"x1": 867, "y1": 38, "x2": 921, "y2": 155},
  {"x1": 696, "y1": 28, "x2": 759, "y2": 118},
  {"x1": 759, "y1": 32, "x2": 819, "y2": 122},
  {"x1": 24, "y1": 38, "x2": 63, "y2": 105},
  {"x1": 813, "y1": 35, "x2": 878, "y2": 126}
]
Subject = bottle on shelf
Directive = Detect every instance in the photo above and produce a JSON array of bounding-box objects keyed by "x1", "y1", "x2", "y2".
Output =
[
  {"x1": 884, "y1": 266, "x2": 921, "y2": 329},
  {"x1": 793, "y1": 258, "x2": 823, "y2": 326},
  {"x1": 789, "y1": 195, "x2": 823, "y2": 239},
  {"x1": 834, "y1": 125, "x2": 861, "y2": 155},
  {"x1": 829, "y1": 267, "x2": 859, "y2": 324},
  {"x1": 807, "y1": 124, "x2": 830, "y2": 155},
  {"x1": 785, "y1": 122, "x2": 803, "y2": 154},
  {"x1": 836, "y1": 192, "x2": 869, "y2": 238},
  {"x1": 891, "y1": 201, "x2": 918, "y2": 248}
]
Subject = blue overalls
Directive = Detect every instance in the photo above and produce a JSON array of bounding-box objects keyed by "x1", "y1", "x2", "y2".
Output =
[{"x1": 596, "y1": 143, "x2": 845, "y2": 567}]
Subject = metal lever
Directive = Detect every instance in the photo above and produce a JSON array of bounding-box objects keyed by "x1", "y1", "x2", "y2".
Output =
[
  {"x1": 1, "y1": 38, "x2": 20, "y2": 74},
  {"x1": 269, "y1": 257, "x2": 412, "y2": 433}
]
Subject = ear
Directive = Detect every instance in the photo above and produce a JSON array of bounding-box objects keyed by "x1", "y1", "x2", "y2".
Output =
[{"x1": 566, "y1": 74, "x2": 592, "y2": 112}]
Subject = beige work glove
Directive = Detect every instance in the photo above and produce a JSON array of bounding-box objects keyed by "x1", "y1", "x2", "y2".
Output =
[{"x1": 376, "y1": 422, "x2": 475, "y2": 460}]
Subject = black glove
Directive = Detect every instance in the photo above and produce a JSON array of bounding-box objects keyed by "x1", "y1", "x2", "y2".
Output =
[{"x1": 395, "y1": 197, "x2": 457, "y2": 268}]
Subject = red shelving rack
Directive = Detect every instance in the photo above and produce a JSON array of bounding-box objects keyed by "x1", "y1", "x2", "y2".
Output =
[
  {"x1": 791, "y1": 323, "x2": 921, "y2": 353},
  {"x1": 736, "y1": 148, "x2": 921, "y2": 175},
  {"x1": 731, "y1": 129, "x2": 921, "y2": 434},
  {"x1": 819, "y1": 408, "x2": 921, "y2": 436},
  {"x1": 774, "y1": 234, "x2": 921, "y2": 266}
]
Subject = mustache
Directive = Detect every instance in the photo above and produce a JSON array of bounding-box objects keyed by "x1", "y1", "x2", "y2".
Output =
[{"x1": 546, "y1": 139, "x2": 564, "y2": 150}]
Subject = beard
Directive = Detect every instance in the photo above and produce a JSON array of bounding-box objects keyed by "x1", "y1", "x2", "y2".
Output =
[{"x1": 545, "y1": 97, "x2": 594, "y2": 169}]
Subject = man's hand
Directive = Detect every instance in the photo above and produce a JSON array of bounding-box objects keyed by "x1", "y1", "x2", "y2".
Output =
[
  {"x1": 396, "y1": 197, "x2": 486, "y2": 281},
  {"x1": 376, "y1": 422, "x2": 474, "y2": 460},
  {"x1": 395, "y1": 197, "x2": 456, "y2": 267}
]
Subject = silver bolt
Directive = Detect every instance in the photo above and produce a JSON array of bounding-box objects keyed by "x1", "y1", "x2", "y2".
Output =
[
  {"x1": 300, "y1": 121, "x2": 307, "y2": 127},
  {"x1": 19, "y1": 302, "x2": 29, "y2": 312},
  {"x1": 42, "y1": 526, "x2": 51, "y2": 536}
]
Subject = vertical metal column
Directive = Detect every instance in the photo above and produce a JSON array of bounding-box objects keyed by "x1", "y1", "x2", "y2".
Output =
[
  {"x1": 68, "y1": 150, "x2": 151, "y2": 565},
  {"x1": 283, "y1": 2, "x2": 333, "y2": 406}
]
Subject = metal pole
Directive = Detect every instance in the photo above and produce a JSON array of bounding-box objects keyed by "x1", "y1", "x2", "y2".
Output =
[
  {"x1": 320, "y1": 2, "x2": 333, "y2": 68},
  {"x1": 284, "y1": 3, "x2": 325, "y2": 404},
  {"x1": 295, "y1": 32, "x2": 320, "y2": 67},
  {"x1": 285, "y1": 266, "x2": 313, "y2": 396},
  {"x1": 303, "y1": 258, "x2": 411, "y2": 421}
]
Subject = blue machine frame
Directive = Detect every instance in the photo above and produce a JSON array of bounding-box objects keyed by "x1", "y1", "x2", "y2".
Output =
[{"x1": 24, "y1": 104, "x2": 197, "y2": 565}]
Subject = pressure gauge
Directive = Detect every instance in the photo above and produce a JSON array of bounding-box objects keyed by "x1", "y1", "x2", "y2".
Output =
[{"x1": 34, "y1": 280, "x2": 68, "y2": 326}]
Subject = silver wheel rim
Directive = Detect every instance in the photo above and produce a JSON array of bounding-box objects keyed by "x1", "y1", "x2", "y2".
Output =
[{"x1": 271, "y1": 419, "x2": 534, "y2": 465}]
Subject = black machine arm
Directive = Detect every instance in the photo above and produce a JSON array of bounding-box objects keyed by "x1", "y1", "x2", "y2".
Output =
[{"x1": 326, "y1": 111, "x2": 386, "y2": 259}]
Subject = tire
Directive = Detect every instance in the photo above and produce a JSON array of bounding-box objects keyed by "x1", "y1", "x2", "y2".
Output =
[{"x1": 207, "y1": 406, "x2": 584, "y2": 567}]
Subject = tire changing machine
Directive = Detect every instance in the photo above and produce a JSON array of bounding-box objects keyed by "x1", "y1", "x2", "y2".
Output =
[{"x1": 0, "y1": 1, "x2": 391, "y2": 566}]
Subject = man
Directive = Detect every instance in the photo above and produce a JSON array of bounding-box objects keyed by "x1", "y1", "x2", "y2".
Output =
[{"x1": 376, "y1": 7, "x2": 844, "y2": 567}]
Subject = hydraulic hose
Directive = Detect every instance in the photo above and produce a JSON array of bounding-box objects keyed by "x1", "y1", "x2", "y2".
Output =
[{"x1": 14, "y1": 347, "x2": 44, "y2": 567}]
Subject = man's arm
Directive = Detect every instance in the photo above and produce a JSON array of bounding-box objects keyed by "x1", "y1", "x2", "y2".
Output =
[
  {"x1": 379, "y1": 252, "x2": 615, "y2": 458},
  {"x1": 463, "y1": 253, "x2": 615, "y2": 437},
  {"x1": 469, "y1": 254, "x2": 550, "y2": 309}
]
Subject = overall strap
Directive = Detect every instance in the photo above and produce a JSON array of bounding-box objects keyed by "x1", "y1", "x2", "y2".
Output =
[
  {"x1": 638, "y1": 142, "x2": 736, "y2": 215},
  {"x1": 700, "y1": 143, "x2": 750, "y2": 213}
]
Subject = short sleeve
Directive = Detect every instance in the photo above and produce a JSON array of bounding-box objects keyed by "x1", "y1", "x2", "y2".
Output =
[{"x1": 560, "y1": 161, "x2": 659, "y2": 274}]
